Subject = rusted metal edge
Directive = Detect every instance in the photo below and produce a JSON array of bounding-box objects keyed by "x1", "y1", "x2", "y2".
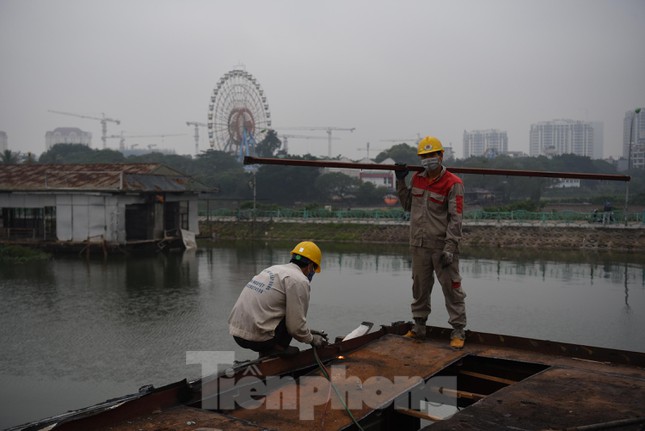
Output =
[
  {"x1": 11, "y1": 380, "x2": 191, "y2": 431},
  {"x1": 425, "y1": 326, "x2": 645, "y2": 367},
  {"x1": 11, "y1": 324, "x2": 410, "y2": 430},
  {"x1": 244, "y1": 156, "x2": 631, "y2": 182}
]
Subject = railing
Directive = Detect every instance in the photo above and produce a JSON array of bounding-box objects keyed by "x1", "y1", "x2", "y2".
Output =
[
  {"x1": 199, "y1": 208, "x2": 645, "y2": 225},
  {"x1": 466, "y1": 209, "x2": 644, "y2": 225},
  {"x1": 1, "y1": 227, "x2": 37, "y2": 239}
]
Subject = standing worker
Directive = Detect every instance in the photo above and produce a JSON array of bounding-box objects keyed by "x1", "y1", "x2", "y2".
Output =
[
  {"x1": 228, "y1": 241, "x2": 329, "y2": 358},
  {"x1": 602, "y1": 201, "x2": 613, "y2": 224},
  {"x1": 395, "y1": 136, "x2": 467, "y2": 349}
]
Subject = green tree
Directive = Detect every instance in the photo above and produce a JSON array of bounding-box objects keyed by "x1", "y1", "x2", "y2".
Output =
[
  {"x1": 38, "y1": 144, "x2": 125, "y2": 164},
  {"x1": 85, "y1": 148, "x2": 126, "y2": 163},
  {"x1": 128, "y1": 152, "x2": 195, "y2": 174},
  {"x1": 375, "y1": 143, "x2": 417, "y2": 164},
  {"x1": 314, "y1": 172, "x2": 360, "y2": 203},
  {"x1": 193, "y1": 149, "x2": 247, "y2": 196},
  {"x1": 38, "y1": 143, "x2": 94, "y2": 163},
  {"x1": 255, "y1": 158, "x2": 321, "y2": 205},
  {"x1": 1, "y1": 149, "x2": 20, "y2": 164},
  {"x1": 255, "y1": 129, "x2": 282, "y2": 157},
  {"x1": 356, "y1": 181, "x2": 391, "y2": 206}
]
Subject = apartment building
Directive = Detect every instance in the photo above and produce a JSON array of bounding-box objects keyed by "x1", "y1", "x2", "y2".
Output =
[
  {"x1": 45, "y1": 127, "x2": 92, "y2": 150},
  {"x1": 529, "y1": 119, "x2": 602, "y2": 159},
  {"x1": 0, "y1": 131, "x2": 7, "y2": 152},
  {"x1": 463, "y1": 129, "x2": 508, "y2": 158},
  {"x1": 623, "y1": 109, "x2": 645, "y2": 169}
]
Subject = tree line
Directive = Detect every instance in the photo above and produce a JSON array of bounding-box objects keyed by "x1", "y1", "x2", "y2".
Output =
[{"x1": 2, "y1": 137, "x2": 643, "y2": 209}]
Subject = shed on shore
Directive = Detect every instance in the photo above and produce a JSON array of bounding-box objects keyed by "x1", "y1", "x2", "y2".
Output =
[{"x1": 0, "y1": 163, "x2": 213, "y2": 248}]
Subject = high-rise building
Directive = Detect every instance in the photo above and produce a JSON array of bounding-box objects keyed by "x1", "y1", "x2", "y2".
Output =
[
  {"x1": 591, "y1": 121, "x2": 604, "y2": 159},
  {"x1": 623, "y1": 109, "x2": 645, "y2": 169},
  {"x1": 463, "y1": 129, "x2": 508, "y2": 158},
  {"x1": 529, "y1": 119, "x2": 601, "y2": 158},
  {"x1": 0, "y1": 131, "x2": 7, "y2": 152},
  {"x1": 442, "y1": 145, "x2": 455, "y2": 161},
  {"x1": 45, "y1": 127, "x2": 92, "y2": 150}
]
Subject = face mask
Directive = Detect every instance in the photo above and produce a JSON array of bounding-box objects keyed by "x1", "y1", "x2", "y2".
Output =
[
  {"x1": 422, "y1": 157, "x2": 441, "y2": 171},
  {"x1": 307, "y1": 269, "x2": 315, "y2": 282}
]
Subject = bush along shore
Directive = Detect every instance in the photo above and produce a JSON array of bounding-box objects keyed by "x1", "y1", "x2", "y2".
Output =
[
  {"x1": 199, "y1": 220, "x2": 645, "y2": 252},
  {"x1": 0, "y1": 244, "x2": 51, "y2": 262}
]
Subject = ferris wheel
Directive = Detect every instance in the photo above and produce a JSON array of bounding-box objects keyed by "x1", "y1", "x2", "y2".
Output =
[{"x1": 208, "y1": 68, "x2": 272, "y2": 158}]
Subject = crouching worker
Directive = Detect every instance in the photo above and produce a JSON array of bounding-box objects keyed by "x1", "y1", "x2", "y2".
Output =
[{"x1": 228, "y1": 241, "x2": 329, "y2": 358}]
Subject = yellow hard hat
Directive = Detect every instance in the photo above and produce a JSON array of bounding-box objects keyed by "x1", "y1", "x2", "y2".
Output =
[
  {"x1": 291, "y1": 241, "x2": 322, "y2": 272},
  {"x1": 417, "y1": 136, "x2": 444, "y2": 155}
]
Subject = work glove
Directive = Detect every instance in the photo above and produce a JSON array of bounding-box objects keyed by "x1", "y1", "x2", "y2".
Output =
[
  {"x1": 311, "y1": 329, "x2": 329, "y2": 340},
  {"x1": 311, "y1": 334, "x2": 329, "y2": 347},
  {"x1": 439, "y1": 251, "x2": 454, "y2": 268},
  {"x1": 395, "y1": 163, "x2": 409, "y2": 180}
]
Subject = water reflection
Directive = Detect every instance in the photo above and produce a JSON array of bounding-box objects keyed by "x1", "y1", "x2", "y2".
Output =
[
  {"x1": 0, "y1": 242, "x2": 644, "y2": 429},
  {"x1": 460, "y1": 257, "x2": 644, "y2": 291}
]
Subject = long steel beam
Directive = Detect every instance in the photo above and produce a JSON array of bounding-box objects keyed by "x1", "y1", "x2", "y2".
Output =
[{"x1": 244, "y1": 156, "x2": 631, "y2": 182}]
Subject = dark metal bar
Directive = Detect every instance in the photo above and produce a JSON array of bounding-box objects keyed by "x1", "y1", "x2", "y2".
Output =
[
  {"x1": 244, "y1": 156, "x2": 631, "y2": 182},
  {"x1": 425, "y1": 326, "x2": 645, "y2": 368}
]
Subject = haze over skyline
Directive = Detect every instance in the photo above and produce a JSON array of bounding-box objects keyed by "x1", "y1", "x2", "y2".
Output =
[{"x1": 1, "y1": 0, "x2": 644, "y2": 160}]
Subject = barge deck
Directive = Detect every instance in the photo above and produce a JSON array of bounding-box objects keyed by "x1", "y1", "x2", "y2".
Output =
[{"x1": 11, "y1": 322, "x2": 645, "y2": 431}]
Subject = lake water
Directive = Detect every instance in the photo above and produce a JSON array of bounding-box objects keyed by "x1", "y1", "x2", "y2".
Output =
[{"x1": 1, "y1": 241, "x2": 644, "y2": 429}]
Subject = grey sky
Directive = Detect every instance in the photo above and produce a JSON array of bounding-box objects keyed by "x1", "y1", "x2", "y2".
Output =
[{"x1": 1, "y1": 0, "x2": 644, "y2": 160}]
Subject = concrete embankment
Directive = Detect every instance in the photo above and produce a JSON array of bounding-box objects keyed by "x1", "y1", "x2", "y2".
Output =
[{"x1": 199, "y1": 219, "x2": 645, "y2": 252}]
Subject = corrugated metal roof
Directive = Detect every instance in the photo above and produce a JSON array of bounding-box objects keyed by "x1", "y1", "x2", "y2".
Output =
[{"x1": 0, "y1": 163, "x2": 211, "y2": 192}]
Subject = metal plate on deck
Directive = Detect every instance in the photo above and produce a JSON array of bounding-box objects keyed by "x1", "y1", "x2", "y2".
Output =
[
  {"x1": 94, "y1": 405, "x2": 264, "y2": 431},
  {"x1": 426, "y1": 366, "x2": 645, "y2": 430},
  {"x1": 231, "y1": 334, "x2": 466, "y2": 430}
]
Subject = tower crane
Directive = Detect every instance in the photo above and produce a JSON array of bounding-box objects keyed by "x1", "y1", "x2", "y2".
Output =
[
  {"x1": 48, "y1": 110, "x2": 120, "y2": 149},
  {"x1": 357, "y1": 142, "x2": 387, "y2": 159},
  {"x1": 186, "y1": 121, "x2": 207, "y2": 154},
  {"x1": 106, "y1": 132, "x2": 186, "y2": 151},
  {"x1": 279, "y1": 134, "x2": 339, "y2": 154},
  {"x1": 379, "y1": 137, "x2": 421, "y2": 145},
  {"x1": 280, "y1": 127, "x2": 355, "y2": 158}
]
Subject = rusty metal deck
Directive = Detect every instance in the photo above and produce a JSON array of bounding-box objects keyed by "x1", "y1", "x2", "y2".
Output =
[
  {"x1": 231, "y1": 334, "x2": 466, "y2": 430},
  {"x1": 17, "y1": 323, "x2": 645, "y2": 431},
  {"x1": 228, "y1": 333, "x2": 645, "y2": 431},
  {"x1": 426, "y1": 366, "x2": 645, "y2": 431}
]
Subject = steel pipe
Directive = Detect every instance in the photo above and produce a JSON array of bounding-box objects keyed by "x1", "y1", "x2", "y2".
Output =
[{"x1": 244, "y1": 156, "x2": 631, "y2": 182}]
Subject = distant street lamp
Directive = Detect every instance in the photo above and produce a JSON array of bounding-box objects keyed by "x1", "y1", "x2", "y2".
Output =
[
  {"x1": 628, "y1": 108, "x2": 642, "y2": 171},
  {"x1": 624, "y1": 108, "x2": 642, "y2": 225}
]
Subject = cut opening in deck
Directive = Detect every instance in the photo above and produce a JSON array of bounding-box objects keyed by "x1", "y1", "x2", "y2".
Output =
[{"x1": 343, "y1": 354, "x2": 550, "y2": 431}]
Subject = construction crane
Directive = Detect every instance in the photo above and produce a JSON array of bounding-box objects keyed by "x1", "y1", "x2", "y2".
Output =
[
  {"x1": 379, "y1": 137, "x2": 421, "y2": 145},
  {"x1": 279, "y1": 134, "x2": 339, "y2": 154},
  {"x1": 106, "y1": 132, "x2": 186, "y2": 151},
  {"x1": 280, "y1": 127, "x2": 355, "y2": 158},
  {"x1": 186, "y1": 121, "x2": 207, "y2": 154},
  {"x1": 357, "y1": 142, "x2": 387, "y2": 159},
  {"x1": 48, "y1": 110, "x2": 120, "y2": 149}
]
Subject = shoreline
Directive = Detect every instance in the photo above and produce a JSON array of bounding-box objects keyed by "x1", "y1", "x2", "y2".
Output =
[{"x1": 199, "y1": 219, "x2": 645, "y2": 252}]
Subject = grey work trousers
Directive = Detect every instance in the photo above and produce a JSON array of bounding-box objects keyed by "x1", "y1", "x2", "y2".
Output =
[{"x1": 410, "y1": 246, "x2": 467, "y2": 338}]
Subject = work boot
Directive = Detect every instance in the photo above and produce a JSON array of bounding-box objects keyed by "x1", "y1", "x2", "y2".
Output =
[
  {"x1": 449, "y1": 328, "x2": 465, "y2": 349},
  {"x1": 404, "y1": 318, "x2": 426, "y2": 340},
  {"x1": 449, "y1": 337, "x2": 465, "y2": 349}
]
